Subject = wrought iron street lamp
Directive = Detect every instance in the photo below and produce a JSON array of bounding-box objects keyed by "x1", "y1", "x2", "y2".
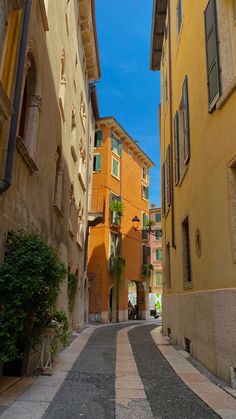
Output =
[{"x1": 131, "y1": 215, "x2": 162, "y2": 237}]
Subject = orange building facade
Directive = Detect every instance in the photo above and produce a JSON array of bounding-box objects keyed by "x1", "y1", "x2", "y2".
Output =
[
  {"x1": 87, "y1": 117, "x2": 154, "y2": 322},
  {"x1": 149, "y1": 205, "x2": 163, "y2": 313}
]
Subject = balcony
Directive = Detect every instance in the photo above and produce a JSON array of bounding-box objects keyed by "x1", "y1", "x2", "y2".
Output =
[{"x1": 88, "y1": 195, "x2": 105, "y2": 226}]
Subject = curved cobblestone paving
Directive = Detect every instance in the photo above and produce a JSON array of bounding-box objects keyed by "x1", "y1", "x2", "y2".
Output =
[{"x1": 128, "y1": 324, "x2": 219, "y2": 419}]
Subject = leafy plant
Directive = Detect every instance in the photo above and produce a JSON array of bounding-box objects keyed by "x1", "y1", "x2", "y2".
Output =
[
  {"x1": 68, "y1": 272, "x2": 78, "y2": 312},
  {"x1": 49, "y1": 309, "x2": 70, "y2": 359},
  {"x1": 144, "y1": 219, "x2": 155, "y2": 229},
  {"x1": 112, "y1": 256, "x2": 126, "y2": 322},
  {"x1": 110, "y1": 200, "x2": 125, "y2": 216},
  {"x1": 0, "y1": 230, "x2": 67, "y2": 362},
  {"x1": 141, "y1": 263, "x2": 154, "y2": 277}
]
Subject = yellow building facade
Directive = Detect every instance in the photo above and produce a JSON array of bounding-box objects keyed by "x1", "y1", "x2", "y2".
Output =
[
  {"x1": 0, "y1": 0, "x2": 23, "y2": 161},
  {"x1": 88, "y1": 117, "x2": 154, "y2": 322},
  {"x1": 151, "y1": 0, "x2": 236, "y2": 383}
]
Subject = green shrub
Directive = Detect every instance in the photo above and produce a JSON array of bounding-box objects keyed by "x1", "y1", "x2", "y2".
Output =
[{"x1": 0, "y1": 230, "x2": 67, "y2": 362}]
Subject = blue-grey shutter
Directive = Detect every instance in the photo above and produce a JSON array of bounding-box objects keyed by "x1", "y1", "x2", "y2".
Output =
[
  {"x1": 118, "y1": 140, "x2": 122, "y2": 157},
  {"x1": 182, "y1": 76, "x2": 190, "y2": 164},
  {"x1": 204, "y1": 0, "x2": 221, "y2": 111},
  {"x1": 174, "y1": 112, "x2": 180, "y2": 184},
  {"x1": 95, "y1": 155, "x2": 101, "y2": 171},
  {"x1": 95, "y1": 130, "x2": 102, "y2": 147}
]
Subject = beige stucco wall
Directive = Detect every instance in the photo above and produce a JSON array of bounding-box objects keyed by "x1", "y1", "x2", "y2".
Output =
[
  {"x1": 0, "y1": 0, "x2": 97, "y2": 329},
  {"x1": 163, "y1": 289, "x2": 236, "y2": 383}
]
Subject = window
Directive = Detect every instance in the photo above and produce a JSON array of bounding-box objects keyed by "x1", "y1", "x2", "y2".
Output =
[
  {"x1": 155, "y1": 230, "x2": 162, "y2": 241},
  {"x1": 111, "y1": 133, "x2": 122, "y2": 157},
  {"x1": 174, "y1": 76, "x2": 190, "y2": 184},
  {"x1": 68, "y1": 184, "x2": 76, "y2": 238},
  {"x1": 17, "y1": 51, "x2": 41, "y2": 165},
  {"x1": 164, "y1": 77, "x2": 168, "y2": 106},
  {"x1": 142, "y1": 166, "x2": 147, "y2": 181},
  {"x1": 53, "y1": 146, "x2": 64, "y2": 215},
  {"x1": 111, "y1": 156, "x2": 120, "y2": 179},
  {"x1": 177, "y1": 0, "x2": 182, "y2": 34},
  {"x1": 109, "y1": 232, "x2": 121, "y2": 270},
  {"x1": 93, "y1": 154, "x2": 101, "y2": 172},
  {"x1": 166, "y1": 242, "x2": 171, "y2": 288},
  {"x1": 162, "y1": 162, "x2": 166, "y2": 216},
  {"x1": 204, "y1": 0, "x2": 221, "y2": 111},
  {"x1": 182, "y1": 216, "x2": 192, "y2": 285},
  {"x1": 141, "y1": 185, "x2": 149, "y2": 200},
  {"x1": 155, "y1": 213, "x2": 161, "y2": 222},
  {"x1": 142, "y1": 213, "x2": 149, "y2": 240},
  {"x1": 156, "y1": 272, "x2": 163, "y2": 286},
  {"x1": 143, "y1": 245, "x2": 150, "y2": 265},
  {"x1": 110, "y1": 193, "x2": 121, "y2": 225},
  {"x1": 233, "y1": 0, "x2": 236, "y2": 22},
  {"x1": 94, "y1": 130, "x2": 102, "y2": 148},
  {"x1": 165, "y1": 145, "x2": 171, "y2": 209},
  {"x1": 156, "y1": 249, "x2": 162, "y2": 261}
]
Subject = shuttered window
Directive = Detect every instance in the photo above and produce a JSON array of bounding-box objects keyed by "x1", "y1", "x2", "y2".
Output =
[
  {"x1": 166, "y1": 145, "x2": 171, "y2": 207},
  {"x1": 174, "y1": 112, "x2": 180, "y2": 184},
  {"x1": 182, "y1": 217, "x2": 192, "y2": 285},
  {"x1": 204, "y1": 0, "x2": 221, "y2": 111},
  {"x1": 94, "y1": 130, "x2": 102, "y2": 148},
  {"x1": 182, "y1": 77, "x2": 190, "y2": 164},
  {"x1": 162, "y1": 162, "x2": 166, "y2": 216},
  {"x1": 111, "y1": 133, "x2": 122, "y2": 157},
  {"x1": 93, "y1": 154, "x2": 101, "y2": 172},
  {"x1": 112, "y1": 156, "x2": 120, "y2": 178}
]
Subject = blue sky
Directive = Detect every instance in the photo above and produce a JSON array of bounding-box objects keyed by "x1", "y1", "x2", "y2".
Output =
[{"x1": 95, "y1": 0, "x2": 161, "y2": 206}]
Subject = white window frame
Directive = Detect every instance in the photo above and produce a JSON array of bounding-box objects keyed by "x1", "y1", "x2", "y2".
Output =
[{"x1": 111, "y1": 155, "x2": 120, "y2": 180}]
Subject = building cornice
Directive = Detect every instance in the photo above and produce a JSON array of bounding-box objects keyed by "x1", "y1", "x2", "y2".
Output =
[
  {"x1": 78, "y1": 0, "x2": 101, "y2": 81},
  {"x1": 96, "y1": 116, "x2": 155, "y2": 168},
  {"x1": 150, "y1": 0, "x2": 167, "y2": 71}
]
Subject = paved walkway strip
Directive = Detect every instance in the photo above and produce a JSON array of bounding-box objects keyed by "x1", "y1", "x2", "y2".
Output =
[
  {"x1": 129, "y1": 323, "x2": 219, "y2": 419},
  {"x1": 116, "y1": 325, "x2": 154, "y2": 419},
  {"x1": 0, "y1": 326, "x2": 97, "y2": 419},
  {"x1": 151, "y1": 328, "x2": 236, "y2": 419}
]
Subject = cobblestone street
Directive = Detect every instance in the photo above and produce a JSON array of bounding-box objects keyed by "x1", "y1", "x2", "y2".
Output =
[{"x1": 1, "y1": 322, "x2": 236, "y2": 419}]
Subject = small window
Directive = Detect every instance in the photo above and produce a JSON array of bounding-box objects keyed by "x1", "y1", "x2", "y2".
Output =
[
  {"x1": 94, "y1": 130, "x2": 102, "y2": 148},
  {"x1": 177, "y1": 0, "x2": 182, "y2": 34},
  {"x1": 156, "y1": 272, "x2": 163, "y2": 286},
  {"x1": 141, "y1": 185, "x2": 149, "y2": 200},
  {"x1": 111, "y1": 156, "x2": 120, "y2": 179},
  {"x1": 156, "y1": 249, "x2": 162, "y2": 261},
  {"x1": 182, "y1": 216, "x2": 192, "y2": 285},
  {"x1": 155, "y1": 230, "x2": 162, "y2": 241},
  {"x1": 142, "y1": 166, "x2": 147, "y2": 181},
  {"x1": 93, "y1": 154, "x2": 101, "y2": 172},
  {"x1": 233, "y1": 0, "x2": 236, "y2": 22},
  {"x1": 155, "y1": 213, "x2": 161, "y2": 222},
  {"x1": 111, "y1": 133, "x2": 122, "y2": 157}
]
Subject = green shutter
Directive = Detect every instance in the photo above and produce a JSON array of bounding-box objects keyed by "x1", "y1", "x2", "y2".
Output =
[
  {"x1": 95, "y1": 154, "x2": 101, "y2": 171},
  {"x1": 204, "y1": 0, "x2": 221, "y2": 111},
  {"x1": 182, "y1": 77, "x2": 190, "y2": 164},
  {"x1": 112, "y1": 158, "x2": 119, "y2": 177},
  {"x1": 95, "y1": 130, "x2": 102, "y2": 147},
  {"x1": 174, "y1": 112, "x2": 180, "y2": 184},
  {"x1": 118, "y1": 140, "x2": 122, "y2": 157}
]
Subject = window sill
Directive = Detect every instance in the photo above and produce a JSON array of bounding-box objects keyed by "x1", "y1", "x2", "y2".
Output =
[
  {"x1": 183, "y1": 282, "x2": 193, "y2": 290},
  {"x1": 93, "y1": 170, "x2": 101, "y2": 174},
  {"x1": 16, "y1": 136, "x2": 38, "y2": 172},
  {"x1": 216, "y1": 76, "x2": 236, "y2": 110},
  {"x1": 111, "y1": 173, "x2": 120, "y2": 181}
]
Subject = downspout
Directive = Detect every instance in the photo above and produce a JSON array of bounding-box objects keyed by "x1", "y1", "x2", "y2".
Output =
[
  {"x1": 167, "y1": 0, "x2": 176, "y2": 248},
  {"x1": 0, "y1": 0, "x2": 32, "y2": 195}
]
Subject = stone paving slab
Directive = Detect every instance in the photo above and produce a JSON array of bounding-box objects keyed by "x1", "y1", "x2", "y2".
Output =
[{"x1": 151, "y1": 327, "x2": 236, "y2": 419}]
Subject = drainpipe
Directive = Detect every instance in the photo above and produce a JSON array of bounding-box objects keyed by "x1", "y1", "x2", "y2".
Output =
[
  {"x1": 167, "y1": 0, "x2": 176, "y2": 248},
  {"x1": 0, "y1": 0, "x2": 32, "y2": 195}
]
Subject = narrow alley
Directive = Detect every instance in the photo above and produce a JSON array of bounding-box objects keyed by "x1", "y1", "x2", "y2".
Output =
[{"x1": 1, "y1": 322, "x2": 235, "y2": 419}]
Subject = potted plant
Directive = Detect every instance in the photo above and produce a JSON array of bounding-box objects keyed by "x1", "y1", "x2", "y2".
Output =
[{"x1": 110, "y1": 200, "x2": 125, "y2": 225}]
